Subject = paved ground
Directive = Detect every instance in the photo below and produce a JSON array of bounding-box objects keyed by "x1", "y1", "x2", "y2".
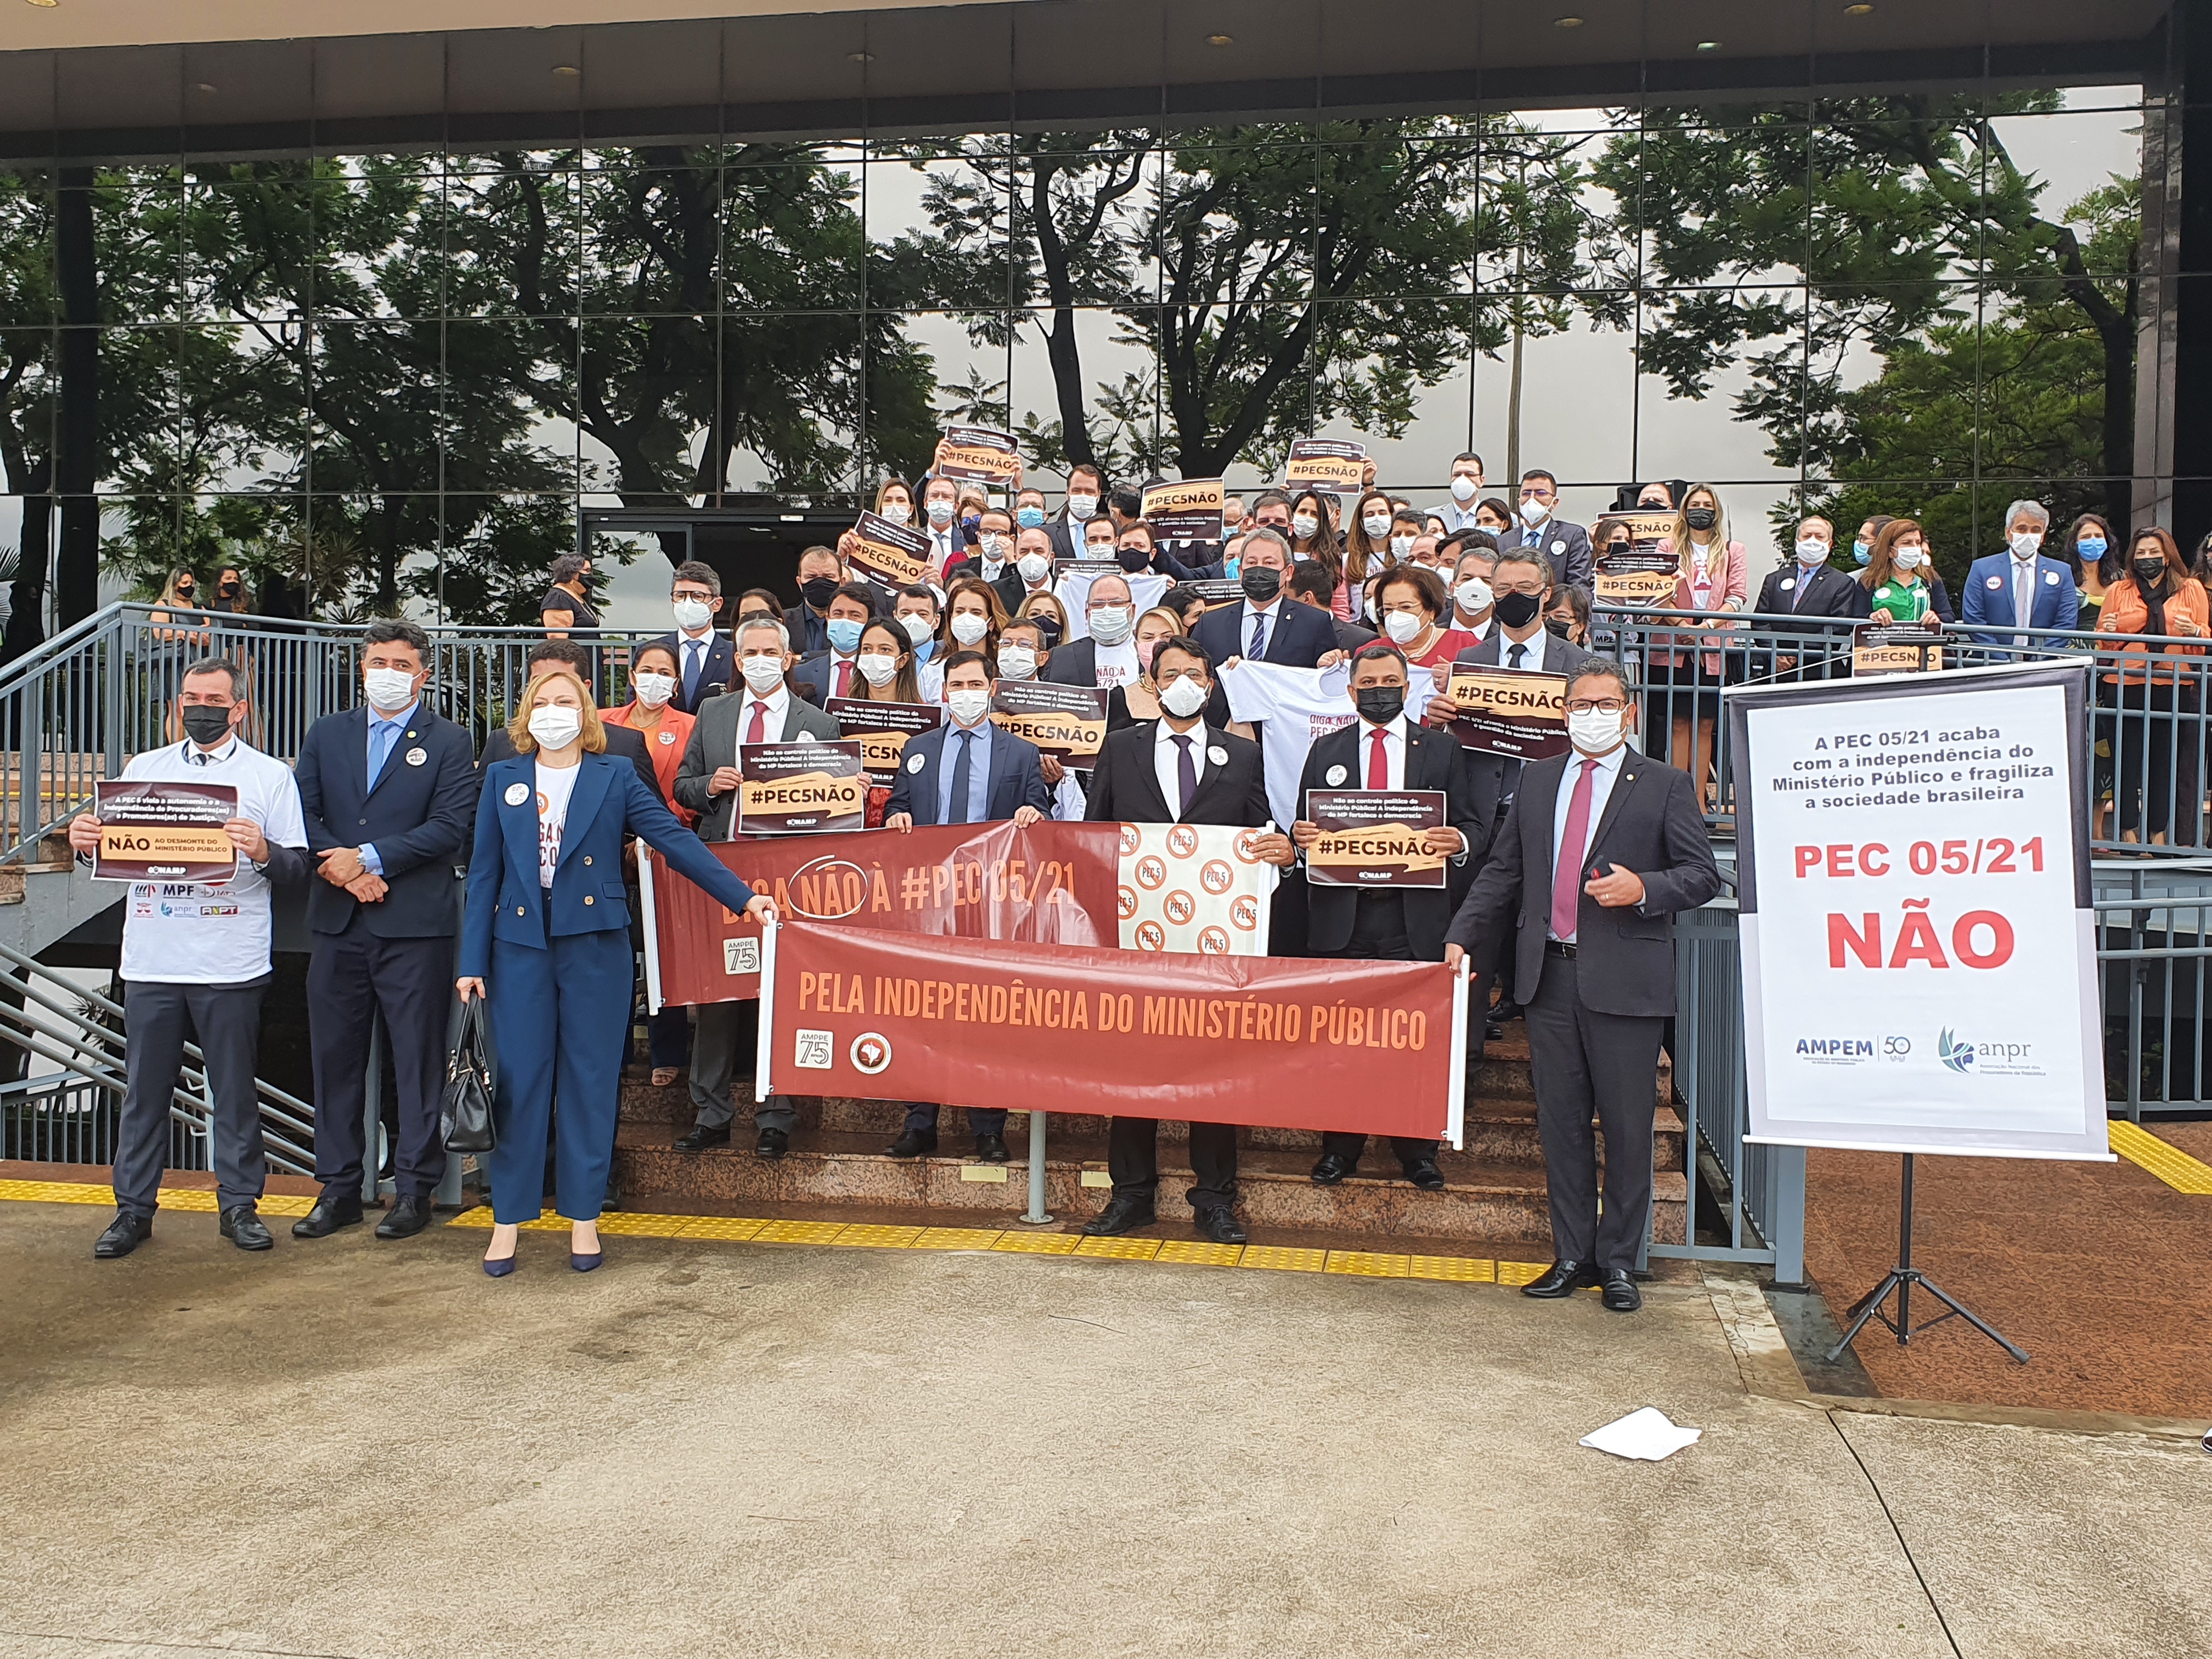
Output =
[
  {"x1": 1, "y1": 1201, "x2": 2207, "y2": 1659},
  {"x1": 1804, "y1": 1122, "x2": 2212, "y2": 1418}
]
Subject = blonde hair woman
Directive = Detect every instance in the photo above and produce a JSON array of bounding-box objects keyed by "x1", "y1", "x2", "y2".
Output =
[
  {"x1": 458, "y1": 668, "x2": 773, "y2": 1277},
  {"x1": 1113, "y1": 605, "x2": 1188, "y2": 724}
]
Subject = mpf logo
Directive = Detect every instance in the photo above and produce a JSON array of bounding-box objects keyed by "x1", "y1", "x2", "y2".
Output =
[{"x1": 1938, "y1": 1028, "x2": 1976, "y2": 1073}]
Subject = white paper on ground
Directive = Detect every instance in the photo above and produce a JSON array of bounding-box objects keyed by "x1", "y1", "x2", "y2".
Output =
[{"x1": 1579, "y1": 1407, "x2": 1702, "y2": 1462}]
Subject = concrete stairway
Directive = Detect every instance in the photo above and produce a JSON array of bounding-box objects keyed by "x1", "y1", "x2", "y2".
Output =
[{"x1": 613, "y1": 1030, "x2": 1689, "y2": 1251}]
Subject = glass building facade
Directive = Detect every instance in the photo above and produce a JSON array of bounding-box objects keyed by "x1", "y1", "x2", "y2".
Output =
[{"x1": 0, "y1": 0, "x2": 2178, "y2": 634}]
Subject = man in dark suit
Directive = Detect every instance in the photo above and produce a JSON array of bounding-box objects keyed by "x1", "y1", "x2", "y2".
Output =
[
  {"x1": 994, "y1": 524, "x2": 1059, "y2": 619},
  {"x1": 1046, "y1": 462, "x2": 1107, "y2": 561},
  {"x1": 1292, "y1": 642, "x2": 1485, "y2": 1191},
  {"x1": 1081, "y1": 637, "x2": 1295, "y2": 1245},
  {"x1": 788, "y1": 583, "x2": 881, "y2": 707},
  {"x1": 1748, "y1": 516, "x2": 1869, "y2": 682},
  {"x1": 290, "y1": 620, "x2": 481, "y2": 1241},
  {"x1": 882, "y1": 649, "x2": 1053, "y2": 1161},
  {"x1": 650, "y1": 559, "x2": 734, "y2": 714},
  {"x1": 671, "y1": 614, "x2": 843, "y2": 1157},
  {"x1": 1192, "y1": 528, "x2": 1339, "y2": 670},
  {"x1": 1498, "y1": 469, "x2": 1594, "y2": 593},
  {"x1": 480, "y1": 641, "x2": 665, "y2": 804},
  {"x1": 1444, "y1": 658, "x2": 1722, "y2": 1313},
  {"x1": 1040, "y1": 570, "x2": 1139, "y2": 690},
  {"x1": 1290, "y1": 560, "x2": 1378, "y2": 653}
]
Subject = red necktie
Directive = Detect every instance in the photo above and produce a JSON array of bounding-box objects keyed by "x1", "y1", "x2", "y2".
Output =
[
  {"x1": 745, "y1": 699, "x2": 768, "y2": 744},
  {"x1": 1551, "y1": 757, "x2": 1598, "y2": 942},
  {"x1": 1367, "y1": 726, "x2": 1389, "y2": 789},
  {"x1": 834, "y1": 658, "x2": 852, "y2": 699}
]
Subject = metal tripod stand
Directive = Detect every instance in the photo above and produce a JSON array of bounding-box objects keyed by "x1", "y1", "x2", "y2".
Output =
[{"x1": 1825, "y1": 1153, "x2": 2029, "y2": 1364}]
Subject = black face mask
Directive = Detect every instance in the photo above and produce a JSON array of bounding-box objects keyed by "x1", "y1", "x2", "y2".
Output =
[
  {"x1": 1354, "y1": 685, "x2": 1405, "y2": 725},
  {"x1": 218, "y1": 579, "x2": 240, "y2": 595},
  {"x1": 1035, "y1": 617, "x2": 1064, "y2": 645},
  {"x1": 175, "y1": 585, "x2": 194, "y2": 599},
  {"x1": 1605, "y1": 541, "x2": 1631, "y2": 560},
  {"x1": 1240, "y1": 566, "x2": 1283, "y2": 603},
  {"x1": 2134, "y1": 558, "x2": 2168, "y2": 583},
  {"x1": 180, "y1": 706, "x2": 235, "y2": 747},
  {"x1": 1684, "y1": 507, "x2": 1718, "y2": 532},
  {"x1": 799, "y1": 576, "x2": 839, "y2": 610},
  {"x1": 1116, "y1": 548, "x2": 1152, "y2": 573},
  {"x1": 1545, "y1": 617, "x2": 1573, "y2": 640},
  {"x1": 1494, "y1": 590, "x2": 1544, "y2": 630}
]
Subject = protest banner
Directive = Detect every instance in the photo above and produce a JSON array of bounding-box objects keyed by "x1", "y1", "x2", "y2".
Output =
[
  {"x1": 642, "y1": 820, "x2": 1126, "y2": 1007},
  {"x1": 91, "y1": 779, "x2": 238, "y2": 883},
  {"x1": 1053, "y1": 567, "x2": 1170, "y2": 642},
  {"x1": 737, "y1": 741, "x2": 867, "y2": 835},
  {"x1": 1117, "y1": 820, "x2": 1277, "y2": 954},
  {"x1": 846, "y1": 509, "x2": 935, "y2": 586},
  {"x1": 1302, "y1": 789, "x2": 1447, "y2": 888},
  {"x1": 1593, "y1": 549, "x2": 1678, "y2": 606},
  {"x1": 933, "y1": 425, "x2": 1022, "y2": 484},
  {"x1": 1284, "y1": 438, "x2": 1365, "y2": 492},
  {"x1": 1141, "y1": 477, "x2": 1226, "y2": 543},
  {"x1": 1852, "y1": 620, "x2": 1946, "y2": 678},
  {"x1": 1182, "y1": 578, "x2": 1245, "y2": 612},
  {"x1": 1444, "y1": 664, "x2": 1570, "y2": 760},
  {"x1": 990, "y1": 681, "x2": 1108, "y2": 761},
  {"x1": 1728, "y1": 659, "x2": 2107, "y2": 1159},
  {"x1": 1613, "y1": 510, "x2": 1678, "y2": 554},
  {"x1": 826, "y1": 698, "x2": 942, "y2": 784},
  {"x1": 755, "y1": 920, "x2": 1467, "y2": 1146}
]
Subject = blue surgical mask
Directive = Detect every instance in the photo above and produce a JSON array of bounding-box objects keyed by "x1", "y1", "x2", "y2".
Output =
[
  {"x1": 826, "y1": 617, "x2": 863, "y2": 654},
  {"x1": 1851, "y1": 539, "x2": 1871, "y2": 567},
  {"x1": 1017, "y1": 505, "x2": 1046, "y2": 529},
  {"x1": 2076, "y1": 536, "x2": 2107, "y2": 559},
  {"x1": 1223, "y1": 556, "x2": 1240, "y2": 581}
]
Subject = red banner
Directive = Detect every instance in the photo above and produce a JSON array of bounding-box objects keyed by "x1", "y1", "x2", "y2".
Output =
[
  {"x1": 757, "y1": 921, "x2": 1468, "y2": 1145},
  {"x1": 644, "y1": 821, "x2": 1124, "y2": 1006}
]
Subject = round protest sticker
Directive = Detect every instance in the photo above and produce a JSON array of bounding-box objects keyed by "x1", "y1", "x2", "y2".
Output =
[
  {"x1": 504, "y1": 782, "x2": 530, "y2": 806},
  {"x1": 405, "y1": 747, "x2": 427, "y2": 766},
  {"x1": 1326, "y1": 765, "x2": 1348, "y2": 786}
]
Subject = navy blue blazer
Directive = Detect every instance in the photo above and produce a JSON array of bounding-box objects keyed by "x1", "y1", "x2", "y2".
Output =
[
  {"x1": 1959, "y1": 552, "x2": 2081, "y2": 644},
  {"x1": 651, "y1": 629, "x2": 736, "y2": 713},
  {"x1": 295, "y1": 704, "x2": 479, "y2": 939},
  {"x1": 882, "y1": 721, "x2": 1052, "y2": 827},
  {"x1": 459, "y1": 752, "x2": 757, "y2": 978},
  {"x1": 1192, "y1": 594, "x2": 1339, "y2": 670}
]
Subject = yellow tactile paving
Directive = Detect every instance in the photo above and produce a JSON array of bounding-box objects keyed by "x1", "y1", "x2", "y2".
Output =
[
  {"x1": 1493, "y1": 1260, "x2": 1548, "y2": 1286},
  {"x1": 679, "y1": 1217, "x2": 771, "y2": 1242},
  {"x1": 836, "y1": 1224, "x2": 927, "y2": 1249},
  {"x1": 1071, "y1": 1235, "x2": 1160, "y2": 1261},
  {"x1": 592, "y1": 1212, "x2": 697, "y2": 1238},
  {"x1": 1326, "y1": 1251, "x2": 1410, "y2": 1278},
  {"x1": 1409, "y1": 1255, "x2": 1496, "y2": 1283},
  {"x1": 0, "y1": 1180, "x2": 109, "y2": 1204},
  {"x1": 1239, "y1": 1245, "x2": 1325, "y2": 1273},
  {"x1": 989, "y1": 1231, "x2": 1082, "y2": 1255},
  {"x1": 2108, "y1": 1121, "x2": 2212, "y2": 1194},
  {"x1": 908, "y1": 1227, "x2": 1006, "y2": 1251},
  {"x1": 1154, "y1": 1240, "x2": 1244, "y2": 1267},
  {"x1": 749, "y1": 1219, "x2": 848, "y2": 1245}
]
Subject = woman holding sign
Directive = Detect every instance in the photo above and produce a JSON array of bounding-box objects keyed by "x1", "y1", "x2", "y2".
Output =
[
  {"x1": 458, "y1": 669, "x2": 774, "y2": 1277},
  {"x1": 1286, "y1": 488, "x2": 1350, "y2": 619},
  {"x1": 2099, "y1": 526, "x2": 2207, "y2": 848}
]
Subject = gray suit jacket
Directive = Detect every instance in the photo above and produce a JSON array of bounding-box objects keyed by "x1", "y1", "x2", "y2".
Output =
[
  {"x1": 1500, "y1": 518, "x2": 1594, "y2": 592},
  {"x1": 674, "y1": 687, "x2": 842, "y2": 842}
]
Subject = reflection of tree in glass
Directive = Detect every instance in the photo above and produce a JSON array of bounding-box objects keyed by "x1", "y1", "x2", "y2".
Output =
[{"x1": 0, "y1": 172, "x2": 58, "y2": 661}]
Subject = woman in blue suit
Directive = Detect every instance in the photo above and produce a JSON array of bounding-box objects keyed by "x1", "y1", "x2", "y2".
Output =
[{"x1": 458, "y1": 669, "x2": 775, "y2": 1276}]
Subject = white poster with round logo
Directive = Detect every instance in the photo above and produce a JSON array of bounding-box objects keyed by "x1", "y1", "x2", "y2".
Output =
[
  {"x1": 1727, "y1": 659, "x2": 2109, "y2": 1160},
  {"x1": 1114, "y1": 820, "x2": 1277, "y2": 957}
]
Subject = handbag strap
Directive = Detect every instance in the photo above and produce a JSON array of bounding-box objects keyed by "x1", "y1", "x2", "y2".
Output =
[{"x1": 453, "y1": 995, "x2": 488, "y2": 1065}]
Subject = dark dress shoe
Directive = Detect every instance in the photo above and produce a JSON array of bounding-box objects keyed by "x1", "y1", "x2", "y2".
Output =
[
  {"x1": 1521, "y1": 1259, "x2": 1601, "y2": 1299},
  {"x1": 886, "y1": 1128, "x2": 937, "y2": 1158},
  {"x1": 1403, "y1": 1158, "x2": 1447, "y2": 1191},
  {"x1": 1195, "y1": 1207, "x2": 1248, "y2": 1245},
  {"x1": 1081, "y1": 1195, "x2": 1156, "y2": 1236},
  {"x1": 292, "y1": 1190, "x2": 364, "y2": 1238},
  {"x1": 94, "y1": 1210, "x2": 153, "y2": 1260},
  {"x1": 219, "y1": 1205, "x2": 274, "y2": 1251},
  {"x1": 483, "y1": 1253, "x2": 517, "y2": 1278},
  {"x1": 1601, "y1": 1268, "x2": 1642, "y2": 1313},
  {"x1": 1310, "y1": 1152, "x2": 1358, "y2": 1186},
  {"x1": 376, "y1": 1195, "x2": 434, "y2": 1239},
  {"x1": 974, "y1": 1132, "x2": 1010, "y2": 1163},
  {"x1": 571, "y1": 1250, "x2": 603, "y2": 1273},
  {"x1": 755, "y1": 1127, "x2": 789, "y2": 1159},
  {"x1": 672, "y1": 1122, "x2": 731, "y2": 1153},
  {"x1": 1485, "y1": 1021, "x2": 1506, "y2": 1041}
]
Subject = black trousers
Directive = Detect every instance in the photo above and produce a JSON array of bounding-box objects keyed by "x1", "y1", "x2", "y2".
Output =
[
  {"x1": 902, "y1": 1102, "x2": 1008, "y2": 1137},
  {"x1": 115, "y1": 975, "x2": 270, "y2": 1217},
  {"x1": 1108, "y1": 1117, "x2": 1238, "y2": 1212},
  {"x1": 307, "y1": 922, "x2": 456, "y2": 1198},
  {"x1": 1315, "y1": 897, "x2": 1438, "y2": 1170},
  {"x1": 1522, "y1": 951, "x2": 1662, "y2": 1273}
]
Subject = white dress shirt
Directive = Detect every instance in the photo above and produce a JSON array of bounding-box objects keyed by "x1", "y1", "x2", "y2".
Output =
[
  {"x1": 1549, "y1": 741, "x2": 1629, "y2": 941},
  {"x1": 735, "y1": 684, "x2": 791, "y2": 753},
  {"x1": 1237, "y1": 596, "x2": 1286, "y2": 658},
  {"x1": 1350, "y1": 714, "x2": 1409, "y2": 790},
  {"x1": 1153, "y1": 716, "x2": 1211, "y2": 815},
  {"x1": 2012, "y1": 555, "x2": 2039, "y2": 631},
  {"x1": 1496, "y1": 626, "x2": 1549, "y2": 672}
]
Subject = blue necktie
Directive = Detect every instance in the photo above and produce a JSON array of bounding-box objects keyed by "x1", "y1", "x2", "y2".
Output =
[
  {"x1": 1250, "y1": 608, "x2": 1268, "y2": 658},
  {"x1": 947, "y1": 730, "x2": 974, "y2": 825},
  {"x1": 682, "y1": 640, "x2": 703, "y2": 704}
]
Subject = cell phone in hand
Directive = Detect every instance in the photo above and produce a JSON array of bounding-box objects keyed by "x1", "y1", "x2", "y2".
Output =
[{"x1": 1588, "y1": 859, "x2": 1616, "y2": 882}]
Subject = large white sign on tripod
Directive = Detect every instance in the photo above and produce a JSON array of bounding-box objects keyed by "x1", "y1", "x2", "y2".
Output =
[{"x1": 1729, "y1": 659, "x2": 2109, "y2": 1160}]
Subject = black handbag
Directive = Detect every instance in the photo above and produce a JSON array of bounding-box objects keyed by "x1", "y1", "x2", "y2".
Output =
[{"x1": 439, "y1": 997, "x2": 497, "y2": 1153}]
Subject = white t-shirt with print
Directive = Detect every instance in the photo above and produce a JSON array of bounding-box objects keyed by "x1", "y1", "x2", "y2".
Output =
[
  {"x1": 535, "y1": 761, "x2": 580, "y2": 889},
  {"x1": 1217, "y1": 657, "x2": 1356, "y2": 832}
]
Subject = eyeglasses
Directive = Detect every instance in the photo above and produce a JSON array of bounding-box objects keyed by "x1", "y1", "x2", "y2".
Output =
[{"x1": 1564, "y1": 697, "x2": 1628, "y2": 715}]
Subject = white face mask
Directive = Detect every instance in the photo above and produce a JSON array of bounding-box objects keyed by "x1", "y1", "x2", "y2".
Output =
[
  {"x1": 631, "y1": 670, "x2": 675, "y2": 708},
  {"x1": 926, "y1": 500, "x2": 955, "y2": 527},
  {"x1": 1383, "y1": 611, "x2": 1425, "y2": 645},
  {"x1": 1362, "y1": 514, "x2": 1392, "y2": 539},
  {"x1": 1795, "y1": 538, "x2": 1830, "y2": 565},
  {"x1": 1893, "y1": 548, "x2": 1925, "y2": 572},
  {"x1": 978, "y1": 533, "x2": 1008, "y2": 560},
  {"x1": 1017, "y1": 551, "x2": 1051, "y2": 584},
  {"x1": 1067, "y1": 493, "x2": 1097, "y2": 520},
  {"x1": 1519, "y1": 497, "x2": 1551, "y2": 526},
  {"x1": 945, "y1": 686, "x2": 991, "y2": 726},
  {"x1": 1449, "y1": 475, "x2": 1479, "y2": 503},
  {"x1": 1089, "y1": 605, "x2": 1133, "y2": 644},
  {"x1": 1158, "y1": 674, "x2": 1210, "y2": 719},
  {"x1": 898, "y1": 613, "x2": 934, "y2": 646},
  {"x1": 950, "y1": 612, "x2": 990, "y2": 646},
  {"x1": 855, "y1": 652, "x2": 899, "y2": 687},
  {"x1": 527, "y1": 705, "x2": 582, "y2": 751},
  {"x1": 739, "y1": 655, "x2": 785, "y2": 695},
  {"x1": 1455, "y1": 577, "x2": 1494, "y2": 615},
  {"x1": 672, "y1": 597, "x2": 714, "y2": 631},
  {"x1": 1389, "y1": 534, "x2": 1413, "y2": 557},
  {"x1": 1291, "y1": 513, "x2": 1321, "y2": 539},
  {"x1": 996, "y1": 645, "x2": 1038, "y2": 680},
  {"x1": 1567, "y1": 707, "x2": 1626, "y2": 754},
  {"x1": 363, "y1": 666, "x2": 418, "y2": 713},
  {"x1": 2010, "y1": 530, "x2": 2044, "y2": 558},
  {"x1": 880, "y1": 500, "x2": 912, "y2": 524}
]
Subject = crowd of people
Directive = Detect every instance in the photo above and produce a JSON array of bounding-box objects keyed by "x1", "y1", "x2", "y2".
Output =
[{"x1": 73, "y1": 450, "x2": 2203, "y2": 1305}]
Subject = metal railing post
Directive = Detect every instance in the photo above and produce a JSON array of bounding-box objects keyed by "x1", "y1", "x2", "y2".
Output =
[
  {"x1": 1020, "y1": 1108, "x2": 1051, "y2": 1225},
  {"x1": 360, "y1": 1007, "x2": 387, "y2": 1205}
]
